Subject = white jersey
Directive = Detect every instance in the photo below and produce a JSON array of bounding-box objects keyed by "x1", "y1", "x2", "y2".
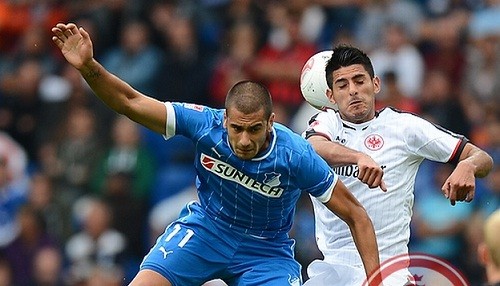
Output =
[{"x1": 303, "y1": 107, "x2": 467, "y2": 267}]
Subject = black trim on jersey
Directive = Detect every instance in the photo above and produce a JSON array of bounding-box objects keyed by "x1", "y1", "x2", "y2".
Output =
[
  {"x1": 342, "y1": 123, "x2": 356, "y2": 130},
  {"x1": 382, "y1": 106, "x2": 419, "y2": 117},
  {"x1": 448, "y1": 137, "x2": 469, "y2": 166},
  {"x1": 305, "y1": 130, "x2": 330, "y2": 140},
  {"x1": 306, "y1": 113, "x2": 324, "y2": 140},
  {"x1": 304, "y1": 129, "x2": 316, "y2": 139},
  {"x1": 307, "y1": 113, "x2": 321, "y2": 126}
]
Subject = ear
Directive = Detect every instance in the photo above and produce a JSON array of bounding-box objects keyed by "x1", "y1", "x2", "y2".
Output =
[
  {"x1": 478, "y1": 242, "x2": 490, "y2": 266},
  {"x1": 326, "y1": 89, "x2": 336, "y2": 105},
  {"x1": 373, "y1": 76, "x2": 381, "y2": 95},
  {"x1": 223, "y1": 111, "x2": 227, "y2": 128},
  {"x1": 268, "y1": 113, "x2": 275, "y2": 129}
]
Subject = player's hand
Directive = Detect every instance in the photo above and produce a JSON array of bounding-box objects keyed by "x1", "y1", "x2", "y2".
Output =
[
  {"x1": 441, "y1": 161, "x2": 475, "y2": 206},
  {"x1": 357, "y1": 153, "x2": 387, "y2": 192},
  {"x1": 51, "y1": 23, "x2": 94, "y2": 70}
]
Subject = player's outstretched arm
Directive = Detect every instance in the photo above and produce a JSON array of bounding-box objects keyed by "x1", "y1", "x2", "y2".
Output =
[
  {"x1": 51, "y1": 23, "x2": 167, "y2": 135},
  {"x1": 324, "y1": 180, "x2": 382, "y2": 284},
  {"x1": 309, "y1": 135, "x2": 387, "y2": 191},
  {"x1": 442, "y1": 143, "x2": 493, "y2": 205}
]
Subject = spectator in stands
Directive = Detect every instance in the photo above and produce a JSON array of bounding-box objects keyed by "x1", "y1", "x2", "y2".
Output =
[
  {"x1": 250, "y1": 2, "x2": 318, "y2": 124},
  {"x1": 101, "y1": 20, "x2": 163, "y2": 97},
  {"x1": 375, "y1": 71, "x2": 420, "y2": 114},
  {"x1": 0, "y1": 132, "x2": 29, "y2": 248},
  {"x1": 2, "y1": 204, "x2": 59, "y2": 285},
  {"x1": 209, "y1": 20, "x2": 260, "y2": 107},
  {"x1": 0, "y1": 258, "x2": 13, "y2": 286},
  {"x1": 27, "y1": 172, "x2": 70, "y2": 244},
  {"x1": 65, "y1": 197, "x2": 127, "y2": 285},
  {"x1": 31, "y1": 246, "x2": 64, "y2": 286},
  {"x1": 369, "y1": 21, "x2": 425, "y2": 99},
  {"x1": 419, "y1": 69, "x2": 471, "y2": 138}
]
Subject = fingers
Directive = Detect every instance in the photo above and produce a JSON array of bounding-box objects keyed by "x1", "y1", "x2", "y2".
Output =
[
  {"x1": 68, "y1": 23, "x2": 80, "y2": 35},
  {"x1": 51, "y1": 36, "x2": 64, "y2": 49},
  {"x1": 358, "y1": 167, "x2": 385, "y2": 191},
  {"x1": 51, "y1": 23, "x2": 79, "y2": 41},
  {"x1": 80, "y1": 27, "x2": 90, "y2": 40},
  {"x1": 379, "y1": 180, "x2": 387, "y2": 192},
  {"x1": 442, "y1": 180, "x2": 475, "y2": 206}
]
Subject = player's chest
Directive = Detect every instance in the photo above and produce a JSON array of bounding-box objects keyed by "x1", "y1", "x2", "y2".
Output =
[{"x1": 333, "y1": 127, "x2": 384, "y2": 151}]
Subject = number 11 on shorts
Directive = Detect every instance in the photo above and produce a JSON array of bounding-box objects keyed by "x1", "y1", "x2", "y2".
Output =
[{"x1": 165, "y1": 224, "x2": 195, "y2": 248}]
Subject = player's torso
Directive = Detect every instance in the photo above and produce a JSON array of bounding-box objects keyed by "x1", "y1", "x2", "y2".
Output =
[
  {"x1": 313, "y1": 108, "x2": 422, "y2": 261},
  {"x1": 330, "y1": 109, "x2": 420, "y2": 206},
  {"x1": 193, "y1": 124, "x2": 304, "y2": 238}
]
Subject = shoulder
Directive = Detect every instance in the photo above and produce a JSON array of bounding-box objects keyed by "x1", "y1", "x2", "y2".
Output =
[
  {"x1": 377, "y1": 107, "x2": 424, "y2": 123},
  {"x1": 172, "y1": 103, "x2": 224, "y2": 121},
  {"x1": 274, "y1": 123, "x2": 310, "y2": 151},
  {"x1": 307, "y1": 108, "x2": 341, "y2": 126}
]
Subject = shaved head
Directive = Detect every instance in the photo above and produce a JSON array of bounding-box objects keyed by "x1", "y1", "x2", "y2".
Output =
[{"x1": 225, "y1": 81, "x2": 273, "y2": 119}]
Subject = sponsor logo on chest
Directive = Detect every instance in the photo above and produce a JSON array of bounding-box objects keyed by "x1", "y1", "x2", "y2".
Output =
[{"x1": 200, "y1": 153, "x2": 284, "y2": 198}]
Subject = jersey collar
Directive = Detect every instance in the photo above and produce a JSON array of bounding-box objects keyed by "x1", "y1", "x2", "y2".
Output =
[{"x1": 252, "y1": 126, "x2": 277, "y2": 161}]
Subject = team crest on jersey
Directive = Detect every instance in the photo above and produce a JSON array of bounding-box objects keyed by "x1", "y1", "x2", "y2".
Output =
[
  {"x1": 183, "y1": 103, "x2": 204, "y2": 112},
  {"x1": 200, "y1": 153, "x2": 284, "y2": 198},
  {"x1": 364, "y1": 134, "x2": 384, "y2": 151},
  {"x1": 264, "y1": 172, "x2": 281, "y2": 186}
]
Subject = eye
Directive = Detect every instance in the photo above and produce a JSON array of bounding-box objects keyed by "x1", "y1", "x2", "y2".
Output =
[
  {"x1": 232, "y1": 126, "x2": 243, "y2": 132},
  {"x1": 250, "y1": 126, "x2": 262, "y2": 133}
]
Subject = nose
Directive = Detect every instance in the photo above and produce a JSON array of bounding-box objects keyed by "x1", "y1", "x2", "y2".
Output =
[
  {"x1": 348, "y1": 81, "x2": 358, "y2": 96},
  {"x1": 239, "y1": 132, "x2": 251, "y2": 147}
]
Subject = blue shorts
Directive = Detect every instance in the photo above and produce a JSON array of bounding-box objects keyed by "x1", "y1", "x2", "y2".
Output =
[{"x1": 140, "y1": 201, "x2": 302, "y2": 286}]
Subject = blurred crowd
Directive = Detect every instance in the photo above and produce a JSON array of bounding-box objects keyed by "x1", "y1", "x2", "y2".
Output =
[{"x1": 0, "y1": 0, "x2": 499, "y2": 285}]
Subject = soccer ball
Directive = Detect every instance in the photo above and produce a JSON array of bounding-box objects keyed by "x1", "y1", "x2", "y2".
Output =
[{"x1": 300, "y1": 50, "x2": 337, "y2": 111}]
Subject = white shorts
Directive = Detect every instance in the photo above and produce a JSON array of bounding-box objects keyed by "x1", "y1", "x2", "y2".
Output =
[
  {"x1": 304, "y1": 260, "x2": 365, "y2": 286},
  {"x1": 304, "y1": 260, "x2": 413, "y2": 286}
]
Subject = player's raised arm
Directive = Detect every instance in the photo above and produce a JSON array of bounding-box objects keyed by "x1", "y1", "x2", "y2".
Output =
[
  {"x1": 51, "y1": 23, "x2": 167, "y2": 135},
  {"x1": 323, "y1": 179, "x2": 382, "y2": 284}
]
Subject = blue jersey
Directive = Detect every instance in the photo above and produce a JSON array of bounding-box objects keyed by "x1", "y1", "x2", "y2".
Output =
[{"x1": 165, "y1": 102, "x2": 337, "y2": 239}]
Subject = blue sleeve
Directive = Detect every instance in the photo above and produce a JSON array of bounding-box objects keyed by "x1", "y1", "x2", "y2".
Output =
[
  {"x1": 295, "y1": 143, "x2": 337, "y2": 202},
  {"x1": 169, "y1": 103, "x2": 223, "y2": 141}
]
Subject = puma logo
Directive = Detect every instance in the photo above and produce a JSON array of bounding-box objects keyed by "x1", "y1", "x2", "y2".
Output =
[{"x1": 159, "y1": 246, "x2": 173, "y2": 259}]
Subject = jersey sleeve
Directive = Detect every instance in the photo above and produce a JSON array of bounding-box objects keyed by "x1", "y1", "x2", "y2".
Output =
[
  {"x1": 302, "y1": 110, "x2": 338, "y2": 140},
  {"x1": 164, "y1": 102, "x2": 221, "y2": 141},
  {"x1": 295, "y1": 143, "x2": 338, "y2": 203},
  {"x1": 405, "y1": 115, "x2": 468, "y2": 164}
]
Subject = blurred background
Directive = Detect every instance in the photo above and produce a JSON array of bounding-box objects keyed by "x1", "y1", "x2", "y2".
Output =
[{"x1": 0, "y1": 0, "x2": 498, "y2": 285}]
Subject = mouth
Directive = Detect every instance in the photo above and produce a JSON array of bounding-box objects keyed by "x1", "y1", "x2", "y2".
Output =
[
  {"x1": 349, "y1": 100, "x2": 363, "y2": 107},
  {"x1": 235, "y1": 149, "x2": 255, "y2": 159},
  {"x1": 237, "y1": 148, "x2": 253, "y2": 154}
]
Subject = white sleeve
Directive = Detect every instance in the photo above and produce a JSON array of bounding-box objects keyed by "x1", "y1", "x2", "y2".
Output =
[
  {"x1": 302, "y1": 110, "x2": 339, "y2": 141},
  {"x1": 405, "y1": 115, "x2": 465, "y2": 163},
  {"x1": 163, "y1": 102, "x2": 176, "y2": 140}
]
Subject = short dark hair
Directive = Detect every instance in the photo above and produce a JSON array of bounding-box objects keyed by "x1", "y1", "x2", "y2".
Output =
[
  {"x1": 326, "y1": 45, "x2": 375, "y2": 89},
  {"x1": 225, "y1": 81, "x2": 273, "y2": 119}
]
